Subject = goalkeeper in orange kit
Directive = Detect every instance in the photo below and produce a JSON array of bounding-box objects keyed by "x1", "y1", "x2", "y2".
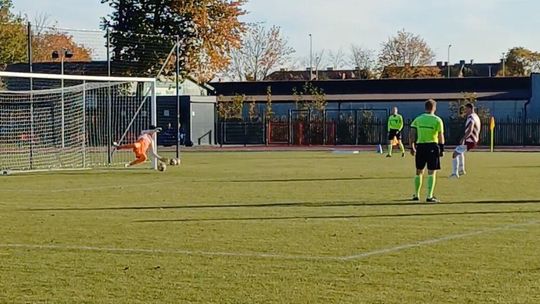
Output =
[{"x1": 113, "y1": 125, "x2": 167, "y2": 167}]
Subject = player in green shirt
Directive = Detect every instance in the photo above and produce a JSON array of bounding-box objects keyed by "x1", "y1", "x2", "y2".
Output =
[
  {"x1": 386, "y1": 107, "x2": 405, "y2": 157},
  {"x1": 409, "y1": 99, "x2": 445, "y2": 203}
]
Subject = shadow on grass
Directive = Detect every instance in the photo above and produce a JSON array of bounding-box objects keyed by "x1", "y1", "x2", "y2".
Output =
[
  {"x1": 135, "y1": 209, "x2": 540, "y2": 223},
  {"x1": 24, "y1": 199, "x2": 540, "y2": 212}
]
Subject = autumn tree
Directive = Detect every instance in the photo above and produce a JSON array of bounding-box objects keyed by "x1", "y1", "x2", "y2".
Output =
[
  {"x1": 102, "y1": 0, "x2": 245, "y2": 80},
  {"x1": 381, "y1": 65, "x2": 442, "y2": 79},
  {"x1": 0, "y1": 0, "x2": 27, "y2": 69},
  {"x1": 32, "y1": 27, "x2": 92, "y2": 62},
  {"x1": 226, "y1": 23, "x2": 295, "y2": 81},
  {"x1": 173, "y1": 0, "x2": 246, "y2": 82},
  {"x1": 378, "y1": 29, "x2": 435, "y2": 68},
  {"x1": 349, "y1": 45, "x2": 376, "y2": 79},
  {"x1": 499, "y1": 47, "x2": 540, "y2": 76}
]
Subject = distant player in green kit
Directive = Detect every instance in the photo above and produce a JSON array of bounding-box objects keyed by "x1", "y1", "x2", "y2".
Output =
[
  {"x1": 409, "y1": 99, "x2": 445, "y2": 203},
  {"x1": 386, "y1": 107, "x2": 405, "y2": 157}
]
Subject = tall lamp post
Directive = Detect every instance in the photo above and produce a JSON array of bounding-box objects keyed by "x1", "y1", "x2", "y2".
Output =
[
  {"x1": 52, "y1": 49, "x2": 73, "y2": 149},
  {"x1": 501, "y1": 52, "x2": 506, "y2": 76},
  {"x1": 309, "y1": 34, "x2": 313, "y2": 80},
  {"x1": 447, "y1": 44, "x2": 452, "y2": 78}
]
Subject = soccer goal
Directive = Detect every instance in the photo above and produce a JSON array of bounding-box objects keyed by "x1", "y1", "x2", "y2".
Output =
[{"x1": 0, "y1": 71, "x2": 158, "y2": 173}]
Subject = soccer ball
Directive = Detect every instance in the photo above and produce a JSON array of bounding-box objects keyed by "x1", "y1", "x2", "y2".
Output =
[
  {"x1": 169, "y1": 158, "x2": 181, "y2": 166},
  {"x1": 157, "y1": 162, "x2": 167, "y2": 172}
]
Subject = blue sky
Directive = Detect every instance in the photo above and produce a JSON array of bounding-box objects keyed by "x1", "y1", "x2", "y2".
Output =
[{"x1": 12, "y1": 0, "x2": 540, "y2": 64}]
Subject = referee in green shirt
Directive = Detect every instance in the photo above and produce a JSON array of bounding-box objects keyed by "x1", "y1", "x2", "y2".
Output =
[
  {"x1": 386, "y1": 107, "x2": 405, "y2": 157},
  {"x1": 409, "y1": 99, "x2": 445, "y2": 203}
]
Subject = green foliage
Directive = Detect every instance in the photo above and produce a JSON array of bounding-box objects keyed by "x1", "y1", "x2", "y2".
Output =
[
  {"x1": 217, "y1": 93, "x2": 244, "y2": 121},
  {"x1": 247, "y1": 97, "x2": 259, "y2": 122},
  {"x1": 0, "y1": 0, "x2": 27, "y2": 69},
  {"x1": 291, "y1": 82, "x2": 326, "y2": 119},
  {"x1": 265, "y1": 86, "x2": 273, "y2": 119},
  {"x1": 500, "y1": 47, "x2": 540, "y2": 76},
  {"x1": 101, "y1": 0, "x2": 199, "y2": 77}
]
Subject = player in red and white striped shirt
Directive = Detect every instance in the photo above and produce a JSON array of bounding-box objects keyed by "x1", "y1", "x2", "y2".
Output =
[{"x1": 450, "y1": 103, "x2": 481, "y2": 178}]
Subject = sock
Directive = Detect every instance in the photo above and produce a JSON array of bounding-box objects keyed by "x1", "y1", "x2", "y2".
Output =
[
  {"x1": 414, "y1": 175, "x2": 423, "y2": 198},
  {"x1": 452, "y1": 157, "x2": 460, "y2": 175},
  {"x1": 458, "y1": 153, "x2": 465, "y2": 172},
  {"x1": 399, "y1": 143, "x2": 405, "y2": 154},
  {"x1": 387, "y1": 145, "x2": 392, "y2": 156},
  {"x1": 427, "y1": 174, "x2": 437, "y2": 198}
]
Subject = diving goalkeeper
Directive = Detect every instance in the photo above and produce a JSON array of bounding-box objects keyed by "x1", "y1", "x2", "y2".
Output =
[{"x1": 113, "y1": 125, "x2": 167, "y2": 167}]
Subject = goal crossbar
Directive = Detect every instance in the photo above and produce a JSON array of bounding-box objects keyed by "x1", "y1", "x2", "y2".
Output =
[{"x1": 0, "y1": 71, "x2": 155, "y2": 83}]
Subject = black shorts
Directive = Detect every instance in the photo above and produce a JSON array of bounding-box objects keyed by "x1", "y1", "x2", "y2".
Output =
[
  {"x1": 388, "y1": 129, "x2": 401, "y2": 141},
  {"x1": 415, "y1": 143, "x2": 441, "y2": 171}
]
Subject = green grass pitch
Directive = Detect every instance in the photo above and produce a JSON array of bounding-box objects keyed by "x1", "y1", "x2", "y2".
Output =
[{"x1": 1, "y1": 151, "x2": 539, "y2": 303}]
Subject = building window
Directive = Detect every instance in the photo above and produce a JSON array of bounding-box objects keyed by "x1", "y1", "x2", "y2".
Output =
[{"x1": 164, "y1": 110, "x2": 170, "y2": 117}]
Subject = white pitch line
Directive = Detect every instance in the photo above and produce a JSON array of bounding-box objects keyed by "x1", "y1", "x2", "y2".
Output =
[
  {"x1": 1, "y1": 220, "x2": 538, "y2": 262},
  {"x1": 340, "y1": 220, "x2": 540, "y2": 261},
  {"x1": 0, "y1": 243, "x2": 339, "y2": 262}
]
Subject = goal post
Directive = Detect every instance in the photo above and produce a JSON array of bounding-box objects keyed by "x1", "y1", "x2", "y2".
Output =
[{"x1": 0, "y1": 71, "x2": 158, "y2": 173}]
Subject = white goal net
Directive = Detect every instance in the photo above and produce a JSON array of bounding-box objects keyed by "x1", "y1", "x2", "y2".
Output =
[{"x1": 0, "y1": 72, "x2": 157, "y2": 172}]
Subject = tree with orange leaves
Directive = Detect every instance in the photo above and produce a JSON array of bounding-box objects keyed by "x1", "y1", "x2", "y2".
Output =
[
  {"x1": 32, "y1": 28, "x2": 92, "y2": 62},
  {"x1": 173, "y1": 0, "x2": 247, "y2": 82}
]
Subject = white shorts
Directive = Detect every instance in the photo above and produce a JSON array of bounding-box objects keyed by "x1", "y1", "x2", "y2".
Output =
[{"x1": 454, "y1": 145, "x2": 467, "y2": 154}]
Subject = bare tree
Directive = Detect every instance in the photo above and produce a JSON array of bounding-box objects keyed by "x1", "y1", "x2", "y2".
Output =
[
  {"x1": 226, "y1": 23, "x2": 295, "y2": 81},
  {"x1": 378, "y1": 29, "x2": 435, "y2": 67},
  {"x1": 298, "y1": 49, "x2": 327, "y2": 79},
  {"x1": 349, "y1": 45, "x2": 377, "y2": 78},
  {"x1": 327, "y1": 48, "x2": 346, "y2": 69}
]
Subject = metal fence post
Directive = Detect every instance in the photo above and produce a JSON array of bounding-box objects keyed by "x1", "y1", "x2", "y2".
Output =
[
  {"x1": 106, "y1": 26, "x2": 112, "y2": 164},
  {"x1": 27, "y1": 22, "x2": 34, "y2": 169},
  {"x1": 175, "y1": 35, "x2": 181, "y2": 158}
]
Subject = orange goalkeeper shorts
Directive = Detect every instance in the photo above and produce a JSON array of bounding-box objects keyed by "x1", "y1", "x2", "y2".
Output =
[{"x1": 133, "y1": 139, "x2": 150, "y2": 158}]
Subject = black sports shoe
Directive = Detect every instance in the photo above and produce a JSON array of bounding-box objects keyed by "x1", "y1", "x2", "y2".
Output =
[
  {"x1": 386, "y1": 154, "x2": 392, "y2": 158},
  {"x1": 412, "y1": 195, "x2": 419, "y2": 201},
  {"x1": 426, "y1": 197, "x2": 441, "y2": 203},
  {"x1": 401, "y1": 152, "x2": 405, "y2": 157}
]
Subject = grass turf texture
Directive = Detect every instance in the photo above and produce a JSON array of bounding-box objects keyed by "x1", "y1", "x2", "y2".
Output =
[{"x1": 1, "y1": 151, "x2": 539, "y2": 303}]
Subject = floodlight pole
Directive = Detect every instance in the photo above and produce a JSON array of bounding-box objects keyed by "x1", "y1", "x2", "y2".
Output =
[
  {"x1": 309, "y1": 34, "x2": 313, "y2": 80},
  {"x1": 447, "y1": 44, "x2": 452, "y2": 78},
  {"x1": 502, "y1": 53, "x2": 506, "y2": 76}
]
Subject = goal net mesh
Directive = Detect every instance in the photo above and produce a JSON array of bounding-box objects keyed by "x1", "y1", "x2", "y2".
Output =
[{"x1": 0, "y1": 73, "x2": 156, "y2": 172}]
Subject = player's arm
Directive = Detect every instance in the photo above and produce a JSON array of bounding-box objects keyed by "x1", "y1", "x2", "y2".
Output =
[
  {"x1": 460, "y1": 121, "x2": 473, "y2": 145},
  {"x1": 148, "y1": 138, "x2": 166, "y2": 162},
  {"x1": 409, "y1": 127, "x2": 417, "y2": 155},
  {"x1": 387, "y1": 117, "x2": 391, "y2": 131},
  {"x1": 438, "y1": 120, "x2": 445, "y2": 156}
]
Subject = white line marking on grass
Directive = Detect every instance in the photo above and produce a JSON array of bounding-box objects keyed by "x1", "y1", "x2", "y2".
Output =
[
  {"x1": 1, "y1": 220, "x2": 538, "y2": 262},
  {"x1": 0, "y1": 243, "x2": 340, "y2": 262},
  {"x1": 339, "y1": 220, "x2": 540, "y2": 261}
]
